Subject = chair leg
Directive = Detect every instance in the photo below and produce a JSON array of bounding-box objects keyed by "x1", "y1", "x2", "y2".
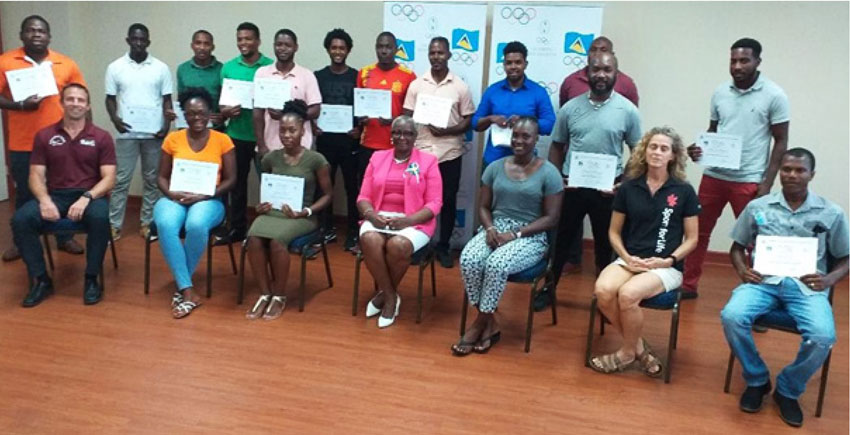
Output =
[
  {"x1": 524, "y1": 281, "x2": 536, "y2": 353},
  {"x1": 237, "y1": 241, "x2": 247, "y2": 305},
  {"x1": 665, "y1": 301, "x2": 680, "y2": 384},
  {"x1": 600, "y1": 312, "x2": 606, "y2": 336},
  {"x1": 227, "y1": 242, "x2": 237, "y2": 275},
  {"x1": 459, "y1": 292, "x2": 469, "y2": 337},
  {"x1": 322, "y1": 243, "x2": 333, "y2": 288},
  {"x1": 298, "y1": 254, "x2": 307, "y2": 312},
  {"x1": 206, "y1": 236, "x2": 213, "y2": 298},
  {"x1": 816, "y1": 349, "x2": 832, "y2": 417},
  {"x1": 548, "y1": 275, "x2": 558, "y2": 325},
  {"x1": 416, "y1": 262, "x2": 425, "y2": 323},
  {"x1": 430, "y1": 257, "x2": 436, "y2": 297},
  {"x1": 352, "y1": 253, "x2": 362, "y2": 316},
  {"x1": 109, "y1": 232, "x2": 118, "y2": 269},
  {"x1": 584, "y1": 296, "x2": 598, "y2": 367},
  {"x1": 43, "y1": 234, "x2": 55, "y2": 271},
  {"x1": 723, "y1": 350, "x2": 735, "y2": 393},
  {"x1": 144, "y1": 237, "x2": 151, "y2": 295}
]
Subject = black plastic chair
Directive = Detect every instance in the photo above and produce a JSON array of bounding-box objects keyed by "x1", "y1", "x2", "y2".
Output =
[
  {"x1": 40, "y1": 218, "x2": 119, "y2": 289},
  {"x1": 352, "y1": 243, "x2": 436, "y2": 323},
  {"x1": 237, "y1": 229, "x2": 333, "y2": 310},
  {"x1": 459, "y1": 230, "x2": 558, "y2": 353},
  {"x1": 584, "y1": 289, "x2": 682, "y2": 383},
  {"x1": 143, "y1": 219, "x2": 237, "y2": 298},
  {"x1": 723, "y1": 288, "x2": 835, "y2": 417}
]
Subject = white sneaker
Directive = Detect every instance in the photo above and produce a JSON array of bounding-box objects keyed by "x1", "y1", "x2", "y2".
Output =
[{"x1": 378, "y1": 295, "x2": 401, "y2": 329}]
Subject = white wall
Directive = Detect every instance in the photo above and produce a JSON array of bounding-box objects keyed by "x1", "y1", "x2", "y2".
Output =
[{"x1": 2, "y1": 1, "x2": 848, "y2": 251}]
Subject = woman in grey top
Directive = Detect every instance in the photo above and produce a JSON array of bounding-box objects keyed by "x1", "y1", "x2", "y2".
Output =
[{"x1": 452, "y1": 117, "x2": 564, "y2": 356}]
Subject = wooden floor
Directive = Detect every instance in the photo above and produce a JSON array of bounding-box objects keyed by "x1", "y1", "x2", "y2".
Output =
[{"x1": 0, "y1": 201, "x2": 846, "y2": 434}]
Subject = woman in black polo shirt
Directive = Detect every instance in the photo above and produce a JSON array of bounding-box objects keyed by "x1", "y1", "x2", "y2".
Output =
[{"x1": 588, "y1": 126, "x2": 700, "y2": 377}]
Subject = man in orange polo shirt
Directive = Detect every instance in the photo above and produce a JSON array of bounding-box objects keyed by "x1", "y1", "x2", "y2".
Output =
[{"x1": 0, "y1": 15, "x2": 87, "y2": 261}]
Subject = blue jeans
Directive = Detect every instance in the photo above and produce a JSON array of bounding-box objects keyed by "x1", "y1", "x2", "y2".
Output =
[
  {"x1": 152, "y1": 197, "x2": 224, "y2": 291},
  {"x1": 720, "y1": 278, "x2": 836, "y2": 399}
]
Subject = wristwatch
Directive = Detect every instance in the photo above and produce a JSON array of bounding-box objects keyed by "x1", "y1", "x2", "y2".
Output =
[{"x1": 82, "y1": 191, "x2": 94, "y2": 200}]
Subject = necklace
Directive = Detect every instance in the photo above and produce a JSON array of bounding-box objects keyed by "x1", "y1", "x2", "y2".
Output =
[
  {"x1": 588, "y1": 93, "x2": 611, "y2": 110},
  {"x1": 393, "y1": 156, "x2": 410, "y2": 164}
]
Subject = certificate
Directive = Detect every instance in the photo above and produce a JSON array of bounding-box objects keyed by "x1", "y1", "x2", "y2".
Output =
[
  {"x1": 219, "y1": 78, "x2": 254, "y2": 109},
  {"x1": 4, "y1": 64, "x2": 59, "y2": 101},
  {"x1": 567, "y1": 152, "x2": 618, "y2": 191},
  {"x1": 489, "y1": 125, "x2": 513, "y2": 147},
  {"x1": 122, "y1": 106, "x2": 162, "y2": 134},
  {"x1": 253, "y1": 78, "x2": 292, "y2": 109},
  {"x1": 173, "y1": 106, "x2": 212, "y2": 130},
  {"x1": 260, "y1": 173, "x2": 305, "y2": 211},
  {"x1": 317, "y1": 104, "x2": 353, "y2": 133},
  {"x1": 753, "y1": 235, "x2": 819, "y2": 278},
  {"x1": 697, "y1": 132, "x2": 742, "y2": 170},
  {"x1": 412, "y1": 94, "x2": 453, "y2": 128},
  {"x1": 169, "y1": 159, "x2": 218, "y2": 196},
  {"x1": 353, "y1": 88, "x2": 392, "y2": 119}
]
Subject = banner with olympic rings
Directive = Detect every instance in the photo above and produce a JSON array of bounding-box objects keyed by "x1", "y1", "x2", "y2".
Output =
[
  {"x1": 488, "y1": 4, "x2": 604, "y2": 156},
  {"x1": 384, "y1": 1, "x2": 488, "y2": 247}
]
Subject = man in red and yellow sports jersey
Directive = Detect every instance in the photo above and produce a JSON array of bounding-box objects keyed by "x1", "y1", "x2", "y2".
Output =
[
  {"x1": 355, "y1": 32, "x2": 416, "y2": 186},
  {"x1": 0, "y1": 15, "x2": 87, "y2": 261}
]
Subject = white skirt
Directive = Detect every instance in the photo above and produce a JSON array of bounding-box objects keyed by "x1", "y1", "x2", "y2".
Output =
[
  {"x1": 613, "y1": 257, "x2": 683, "y2": 292},
  {"x1": 359, "y1": 219, "x2": 431, "y2": 252}
]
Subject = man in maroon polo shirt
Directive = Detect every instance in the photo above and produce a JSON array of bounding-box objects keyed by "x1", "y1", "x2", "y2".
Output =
[{"x1": 12, "y1": 83, "x2": 117, "y2": 307}]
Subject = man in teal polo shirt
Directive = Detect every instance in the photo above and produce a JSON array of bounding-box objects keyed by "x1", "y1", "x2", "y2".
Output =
[
  {"x1": 177, "y1": 29, "x2": 223, "y2": 125},
  {"x1": 219, "y1": 22, "x2": 273, "y2": 241}
]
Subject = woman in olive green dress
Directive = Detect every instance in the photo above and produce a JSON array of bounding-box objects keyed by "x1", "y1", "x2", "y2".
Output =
[{"x1": 245, "y1": 99, "x2": 333, "y2": 320}]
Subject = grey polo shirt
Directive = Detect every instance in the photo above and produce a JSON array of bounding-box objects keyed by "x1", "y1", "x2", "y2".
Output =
[
  {"x1": 551, "y1": 91, "x2": 642, "y2": 176},
  {"x1": 730, "y1": 191, "x2": 849, "y2": 295},
  {"x1": 706, "y1": 74, "x2": 790, "y2": 183}
]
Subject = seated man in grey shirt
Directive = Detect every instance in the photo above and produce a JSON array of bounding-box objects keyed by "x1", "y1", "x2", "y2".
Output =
[{"x1": 545, "y1": 52, "x2": 641, "y2": 304}]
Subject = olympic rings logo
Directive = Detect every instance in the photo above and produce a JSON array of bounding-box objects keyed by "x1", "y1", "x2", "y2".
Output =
[
  {"x1": 562, "y1": 54, "x2": 587, "y2": 68},
  {"x1": 500, "y1": 6, "x2": 536, "y2": 25},
  {"x1": 495, "y1": 65, "x2": 505, "y2": 76},
  {"x1": 538, "y1": 81, "x2": 559, "y2": 96},
  {"x1": 452, "y1": 51, "x2": 479, "y2": 66},
  {"x1": 391, "y1": 3, "x2": 425, "y2": 22}
]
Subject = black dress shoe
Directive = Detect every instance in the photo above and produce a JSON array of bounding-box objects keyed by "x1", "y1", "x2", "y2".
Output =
[
  {"x1": 83, "y1": 277, "x2": 103, "y2": 305},
  {"x1": 739, "y1": 380, "x2": 772, "y2": 413},
  {"x1": 22, "y1": 277, "x2": 54, "y2": 307},
  {"x1": 532, "y1": 288, "x2": 553, "y2": 312},
  {"x1": 436, "y1": 248, "x2": 453, "y2": 268},
  {"x1": 773, "y1": 390, "x2": 803, "y2": 427}
]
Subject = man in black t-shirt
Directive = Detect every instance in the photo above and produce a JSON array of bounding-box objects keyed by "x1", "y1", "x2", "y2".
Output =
[{"x1": 313, "y1": 28, "x2": 361, "y2": 252}]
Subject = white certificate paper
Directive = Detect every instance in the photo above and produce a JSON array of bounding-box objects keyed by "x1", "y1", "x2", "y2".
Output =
[
  {"x1": 568, "y1": 152, "x2": 618, "y2": 191},
  {"x1": 353, "y1": 88, "x2": 392, "y2": 119},
  {"x1": 412, "y1": 94, "x2": 453, "y2": 128},
  {"x1": 317, "y1": 104, "x2": 353, "y2": 134},
  {"x1": 489, "y1": 125, "x2": 513, "y2": 147},
  {"x1": 4, "y1": 64, "x2": 59, "y2": 101},
  {"x1": 253, "y1": 78, "x2": 292, "y2": 109},
  {"x1": 697, "y1": 132, "x2": 743, "y2": 170},
  {"x1": 260, "y1": 173, "x2": 305, "y2": 211},
  {"x1": 219, "y1": 78, "x2": 254, "y2": 110},
  {"x1": 753, "y1": 235, "x2": 819, "y2": 278},
  {"x1": 169, "y1": 159, "x2": 218, "y2": 196},
  {"x1": 122, "y1": 106, "x2": 162, "y2": 134}
]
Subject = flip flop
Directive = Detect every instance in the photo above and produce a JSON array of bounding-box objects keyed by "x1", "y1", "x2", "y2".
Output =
[
  {"x1": 173, "y1": 300, "x2": 201, "y2": 319},
  {"x1": 451, "y1": 338, "x2": 477, "y2": 356},
  {"x1": 473, "y1": 331, "x2": 501, "y2": 354}
]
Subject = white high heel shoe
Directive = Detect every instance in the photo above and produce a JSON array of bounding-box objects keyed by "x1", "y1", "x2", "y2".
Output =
[
  {"x1": 378, "y1": 295, "x2": 401, "y2": 329},
  {"x1": 366, "y1": 291, "x2": 383, "y2": 318}
]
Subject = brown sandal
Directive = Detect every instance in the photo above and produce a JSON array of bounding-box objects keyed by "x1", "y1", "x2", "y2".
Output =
[
  {"x1": 637, "y1": 338, "x2": 664, "y2": 378},
  {"x1": 588, "y1": 352, "x2": 635, "y2": 374}
]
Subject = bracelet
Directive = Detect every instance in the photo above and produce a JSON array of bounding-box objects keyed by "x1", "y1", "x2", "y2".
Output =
[
  {"x1": 514, "y1": 231, "x2": 522, "y2": 239},
  {"x1": 304, "y1": 207, "x2": 313, "y2": 217},
  {"x1": 486, "y1": 226, "x2": 497, "y2": 232},
  {"x1": 666, "y1": 254, "x2": 678, "y2": 266}
]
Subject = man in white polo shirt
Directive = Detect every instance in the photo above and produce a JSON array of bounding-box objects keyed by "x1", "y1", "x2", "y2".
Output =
[
  {"x1": 403, "y1": 36, "x2": 476, "y2": 268},
  {"x1": 105, "y1": 23, "x2": 174, "y2": 240},
  {"x1": 683, "y1": 37, "x2": 790, "y2": 299}
]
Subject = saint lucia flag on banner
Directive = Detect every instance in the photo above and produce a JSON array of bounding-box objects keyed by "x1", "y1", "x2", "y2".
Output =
[
  {"x1": 563, "y1": 32, "x2": 594, "y2": 56},
  {"x1": 451, "y1": 29, "x2": 479, "y2": 52},
  {"x1": 395, "y1": 39, "x2": 415, "y2": 61},
  {"x1": 495, "y1": 42, "x2": 508, "y2": 63}
]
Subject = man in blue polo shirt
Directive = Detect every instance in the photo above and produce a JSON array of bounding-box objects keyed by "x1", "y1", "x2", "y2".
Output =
[
  {"x1": 720, "y1": 148, "x2": 848, "y2": 428},
  {"x1": 471, "y1": 41, "x2": 555, "y2": 167}
]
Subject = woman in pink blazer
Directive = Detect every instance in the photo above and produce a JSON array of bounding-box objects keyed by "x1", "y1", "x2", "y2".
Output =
[{"x1": 356, "y1": 116, "x2": 443, "y2": 328}]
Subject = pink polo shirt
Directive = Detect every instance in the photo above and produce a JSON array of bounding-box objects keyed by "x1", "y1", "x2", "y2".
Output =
[
  {"x1": 403, "y1": 70, "x2": 475, "y2": 163},
  {"x1": 558, "y1": 68, "x2": 639, "y2": 108},
  {"x1": 254, "y1": 63, "x2": 322, "y2": 150}
]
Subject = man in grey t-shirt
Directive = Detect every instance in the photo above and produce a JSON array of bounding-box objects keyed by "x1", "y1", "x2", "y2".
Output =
[
  {"x1": 682, "y1": 38, "x2": 790, "y2": 299},
  {"x1": 545, "y1": 52, "x2": 641, "y2": 301}
]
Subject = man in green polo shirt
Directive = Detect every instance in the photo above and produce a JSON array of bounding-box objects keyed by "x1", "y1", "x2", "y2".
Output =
[
  {"x1": 177, "y1": 29, "x2": 223, "y2": 125},
  {"x1": 219, "y1": 22, "x2": 273, "y2": 241}
]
